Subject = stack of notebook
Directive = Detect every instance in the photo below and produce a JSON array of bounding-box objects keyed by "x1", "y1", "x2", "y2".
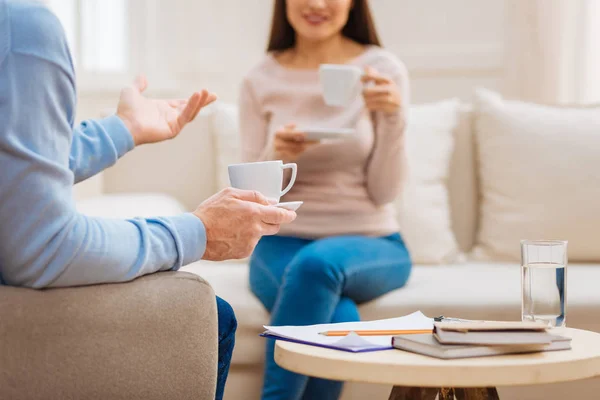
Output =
[{"x1": 392, "y1": 320, "x2": 572, "y2": 359}]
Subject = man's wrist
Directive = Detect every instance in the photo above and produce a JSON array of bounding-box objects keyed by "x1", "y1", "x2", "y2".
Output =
[
  {"x1": 167, "y1": 213, "x2": 208, "y2": 267},
  {"x1": 95, "y1": 115, "x2": 136, "y2": 157},
  {"x1": 116, "y1": 113, "x2": 142, "y2": 146}
]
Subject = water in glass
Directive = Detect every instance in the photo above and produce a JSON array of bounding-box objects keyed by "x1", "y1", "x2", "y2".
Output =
[{"x1": 522, "y1": 262, "x2": 566, "y2": 327}]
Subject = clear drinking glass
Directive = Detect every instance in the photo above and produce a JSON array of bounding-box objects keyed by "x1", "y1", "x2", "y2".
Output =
[{"x1": 521, "y1": 240, "x2": 568, "y2": 327}]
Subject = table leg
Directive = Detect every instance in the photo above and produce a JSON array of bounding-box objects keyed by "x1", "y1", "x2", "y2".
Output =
[
  {"x1": 439, "y1": 388, "x2": 456, "y2": 400},
  {"x1": 454, "y1": 387, "x2": 500, "y2": 400},
  {"x1": 388, "y1": 386, "x2": 499, "y2": 400},
  {"x1": 388, "y1": 386, "x2": 439, "y2": 400}
]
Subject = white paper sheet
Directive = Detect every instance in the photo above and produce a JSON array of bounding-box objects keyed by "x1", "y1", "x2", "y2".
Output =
[{"x1": 263, "y1": 311, "x2": 434, "y2": 352}]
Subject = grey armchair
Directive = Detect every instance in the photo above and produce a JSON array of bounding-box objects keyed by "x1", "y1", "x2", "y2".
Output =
[{"x1": 0, "y1": 271, "x2": 218, "y2": 400}]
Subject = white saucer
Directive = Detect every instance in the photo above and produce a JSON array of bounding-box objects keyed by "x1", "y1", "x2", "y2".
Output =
[
  {"x1": 275, "y1": 201, "x2": 303, "y2": 211},
  {"x1": 300, "y1": 128, "x2": 355, "y2": 141}
]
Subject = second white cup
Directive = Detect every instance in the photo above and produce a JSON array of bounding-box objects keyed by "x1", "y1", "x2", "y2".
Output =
[
  {"x1": 319, "y1": 64, "x2": 363, "y2": 107},
  {"x1": 228, "y1": 160, "x2": 297, "y2": 203}
]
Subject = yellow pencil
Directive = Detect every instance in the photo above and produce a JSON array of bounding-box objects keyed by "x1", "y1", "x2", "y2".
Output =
[{"x1": 318, "y1": 329, "x2": 433, "y2": 337}]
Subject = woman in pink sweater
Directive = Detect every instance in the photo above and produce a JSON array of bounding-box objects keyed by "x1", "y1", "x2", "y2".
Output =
[{"x1": 239, "y1": 1, "x2": 411, "y2": 399}]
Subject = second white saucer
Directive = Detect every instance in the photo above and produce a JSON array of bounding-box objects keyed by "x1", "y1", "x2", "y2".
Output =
[{"x1": 300, "y1": 128, "x2": 355, "y2": 141}]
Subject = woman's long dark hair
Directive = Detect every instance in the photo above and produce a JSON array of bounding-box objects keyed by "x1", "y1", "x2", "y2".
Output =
[{"x1": 267, "y1": 0, "x2": 382, "y2": 52}]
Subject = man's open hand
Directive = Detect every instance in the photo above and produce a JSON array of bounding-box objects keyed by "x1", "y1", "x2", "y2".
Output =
[{"x1": 117, "y1": 75, "x2": 217, "y2": 146}]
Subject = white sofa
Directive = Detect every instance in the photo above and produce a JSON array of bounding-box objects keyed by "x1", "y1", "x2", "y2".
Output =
[{"x1": 79, "y1": 97, "x2": 600, "y2": 400}]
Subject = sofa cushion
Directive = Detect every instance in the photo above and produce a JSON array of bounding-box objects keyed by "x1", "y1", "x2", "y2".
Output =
[
  {"x1": 182, "y1": 262, "x2": 269, "y2": 365},
  {"x1": 448, "y1": 105, "x2": 478, "y2": 252},
  {"x1": 397, "y1": 99, "x2": 462, "y2": 263},
  {"x1": 473, "y1": 89, "x2": 600, "y2": 262},
  {"x1": 0, "y1": 272, "x2": 218, "y2": 400},
  {"x1": 183, "y1": 261, "x2": 600, "y2": 366},
  {"x1": 209, "y1": 100, "x2": 463, "y2": 264},
  {"x1": 76, "y1": 193, "x2": 186, "y2": 218},
  {"x1": 210, "y1": 102, "x2": 242, "y2": 191}
]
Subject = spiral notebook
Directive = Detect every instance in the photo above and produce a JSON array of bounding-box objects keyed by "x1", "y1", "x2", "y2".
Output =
[{"x1": 260, "y1": 311, "x2": 434, "y2": 353}]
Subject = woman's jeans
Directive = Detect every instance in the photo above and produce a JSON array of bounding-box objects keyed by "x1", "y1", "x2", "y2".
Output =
[{"x1": 249, "y1": 233, "x2": 412, "y2": 400}]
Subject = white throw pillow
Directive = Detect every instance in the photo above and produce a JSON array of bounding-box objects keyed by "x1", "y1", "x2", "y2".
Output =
[
  {"x1": 210, "y1": 100, "x2": 462, "y2": 264},
  {"x1": 473, "y1": 89, "x2": 600, "y2": 262},
  {"x1": 396, "y1": 99, "x2": 462, "y2": 264}
]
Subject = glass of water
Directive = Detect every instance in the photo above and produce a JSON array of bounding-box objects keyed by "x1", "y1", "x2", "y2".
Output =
[{"x1": 521, "y1": 240, "x2": 567, "y2": 327}]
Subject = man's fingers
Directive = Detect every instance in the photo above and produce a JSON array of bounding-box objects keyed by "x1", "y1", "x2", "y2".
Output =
[
  {"x1": 230, "y1": 188, "x2": 273, "y2": 206},
  {"x1": 189, "y1": 91, "x2": 217, "y2": 121},
  {"x1": 195, "y1": 92, "x2": 217, "y2": 119},
  {"x1": 177, "y1": 92, "x2": 202, "y2": 128},
  {"x1": 133, "y1": 75, "x2": 148, "y2": 93},
  {"x1": 261, "y1": 223, "x2": 281, "y2": 236},
  {"x1": 258, "y1": 206, "x2": 297, "y2": 225},
  {"x1": 203, "y1": 92, "x2": 218, "y2": 107},
  {"x1": 191, "y1": 90, "x2": 209, "y2": 120}
]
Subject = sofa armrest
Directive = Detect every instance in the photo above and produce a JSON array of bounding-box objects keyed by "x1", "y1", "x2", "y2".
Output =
[{"x1": 0, "y1": 272, "x2": 218, "y2": 400}]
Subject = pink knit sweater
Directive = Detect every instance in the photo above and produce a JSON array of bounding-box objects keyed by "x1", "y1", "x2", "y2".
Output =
[{"x1": 238, "y1": 46, "x2": 410, "y2": 238}]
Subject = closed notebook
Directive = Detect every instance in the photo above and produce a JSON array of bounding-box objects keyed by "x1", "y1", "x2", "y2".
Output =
[
  {"x1": 434, "y1": 320, "x2": 548, "y2": 332},
  {"x1": 433, "y1": 321, "x2": 557, "y2": 345},
  {"x1": 392, "y1": 334, "x2": 572, "y2": 359}
]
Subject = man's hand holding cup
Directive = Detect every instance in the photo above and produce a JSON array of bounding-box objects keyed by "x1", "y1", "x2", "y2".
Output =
[{"x1": 194, "y1": 160, "x2": 299, "y2": 261}]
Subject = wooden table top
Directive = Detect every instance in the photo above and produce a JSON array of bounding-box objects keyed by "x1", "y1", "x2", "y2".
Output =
[{"x1": 275, "y1": 328, "x2": 600, "y2": 387}]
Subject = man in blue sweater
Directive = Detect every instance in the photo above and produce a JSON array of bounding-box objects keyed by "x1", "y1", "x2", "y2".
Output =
[{"x1": 0, "y1": 1, "x2": 296, "y2": 398}]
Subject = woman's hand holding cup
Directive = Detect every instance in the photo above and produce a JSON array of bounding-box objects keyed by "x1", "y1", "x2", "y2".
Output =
[
  {"x1": 274, "y1": 123, "x2": 318, "y2": 162},
  {"x1": 361, "y1": 66, "x2": 401, "y2": 115}
]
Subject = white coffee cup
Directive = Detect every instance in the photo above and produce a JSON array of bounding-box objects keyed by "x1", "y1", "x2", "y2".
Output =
[
  {"x1": 228, "y1": 160, "x2": 297, "y2": 203},
  {"x1": 319, "y1": 64, "x2": 363, "y2": 107}
]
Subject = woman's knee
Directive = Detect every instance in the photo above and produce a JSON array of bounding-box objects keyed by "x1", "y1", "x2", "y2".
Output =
[
  {"x1": 286, "y1": 243, "x2": 344, "y2": 289},
  {"x1": 216, "y1": 296, "x2": 237, "y2": 339}
]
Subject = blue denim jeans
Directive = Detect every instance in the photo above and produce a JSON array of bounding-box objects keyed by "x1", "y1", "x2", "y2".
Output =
[
  {"x1": 216, "y1": 296, "x2": 237, "y2": 400},
  {"x1": 249, "y1": 233, "x2": 412, "y2": 400}
]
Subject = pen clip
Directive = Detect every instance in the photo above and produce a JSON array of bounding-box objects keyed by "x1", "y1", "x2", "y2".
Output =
[{"x1": 435, "y1": 316, "x2": 480, "y2": 323}]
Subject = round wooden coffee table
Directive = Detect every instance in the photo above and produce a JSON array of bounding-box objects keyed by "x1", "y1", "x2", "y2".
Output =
[{"x1": 275, "y1": 328, "x2": 600, "y2": 399}]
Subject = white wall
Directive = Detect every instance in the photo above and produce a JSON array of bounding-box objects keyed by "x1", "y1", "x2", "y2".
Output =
[
  {"x1": 77, "y1": 0, "x2": 505, "y2": 117},
  {"x1": 75, "y1": 0, "x2": 505, "y2": 201},
  {"x1": 160, "y1": 0, "x2": 505, "y2": 104}
]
